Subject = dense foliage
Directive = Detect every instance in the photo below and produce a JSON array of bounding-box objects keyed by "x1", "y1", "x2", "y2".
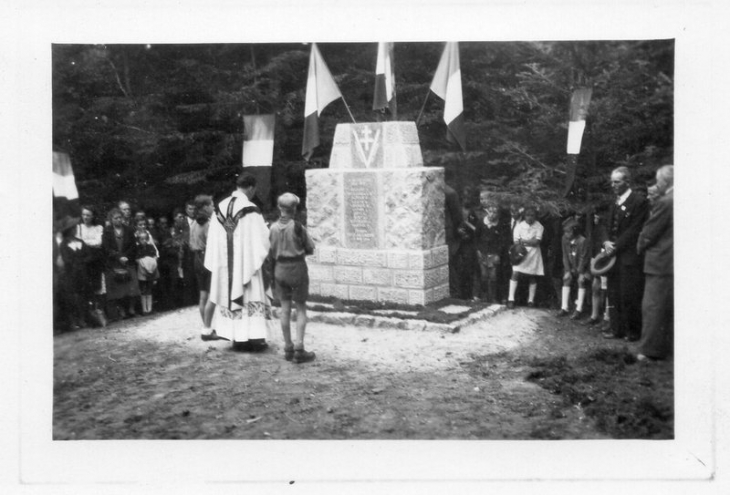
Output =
[{"x1": 53, "y1": 41, "x2": 673, "y2": 218}]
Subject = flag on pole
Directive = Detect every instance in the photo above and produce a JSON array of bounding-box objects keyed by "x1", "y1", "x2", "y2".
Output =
[
  {"x1": 373, "y1": 42, "x2": 397, "y2": 118},
  {"x1": 302, "y1": 43, "x2": 342, "y2": 161},
  {"x1": 430, "y1": 42, "x2": 465, "y2": 152},
  {"x1": 242, "y1": 114, "x2": 275, "y2": 167},
  {"x1": 52, "y1": 151, "x2": 78, "y2": 200},
  {"x1": 566, "y1": 88, "x2": 592, "y2": 154}
]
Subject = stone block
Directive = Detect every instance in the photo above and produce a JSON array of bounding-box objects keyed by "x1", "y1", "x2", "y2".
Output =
[
  {"x1": 308, "y1": 264, "x2": 334, "y2": 282},
  {"x1": 383, "y1": 144, "x2": 424, "y2": 169},
  {"x1": 305, "y1": 170, "x2": 343, "y2": 246},
  {"x1": 337, "y1": 248, "x2": 388, "y2": 267},
  {"x1": 382, "y1": 168, "x2": 445, "y2": 250},
  {"x1": 320, "y1": 283, "x2": 350, "y2": 300},
  {"x1": 318, "y1": 246, "x2": 338, "y2": 264},
  {"x1": 334, "y1": 266, "x2": 363, "y2": 284},
  {"x1": 408, "y1": 289, "x2": 428, "y2": 306},
  {"x1": 383, "y1": 121, "x2": 420, "y2": 146},
  {"x1": 430, "y1": 284, "x2": 451, "y2": 303},
  {"x1": 363, "y1": 267, "x2": 392, "y2": 286},
  {"x1": 394, "y1": 270, "x2": 425, "y2": 289},
  {"x1": 432, "y1": 245, "x2": 450, "y2": 266},
  {"x1": 387, "y1": 251, "x2": 409, "y2": 269},
  {"x1": 349, "y1": 285, "x2": 377, "y2": 301},
  {"x1": 377, "y1": 287, "x2": 409, "y2": 304},
  {"x1": 424, "y1": 266, "x2": 449, "y2": 288},
  {"x1": 408, "y1": 251, "x2": 432, "y2": 270}
]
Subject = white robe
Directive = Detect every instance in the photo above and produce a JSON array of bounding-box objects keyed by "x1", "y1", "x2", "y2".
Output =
[{"x1": 204, "y1": 191, "x2": 274, "y2": 342}]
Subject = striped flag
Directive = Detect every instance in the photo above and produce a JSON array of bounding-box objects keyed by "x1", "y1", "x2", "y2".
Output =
[
  {"x1": 242, "y1": 114, "x2": 275, "y2": 167},
  {"x1": 373, "y1": 42, "x2": 397, "y2": 118},
  {"x1": 52, "y1": 152, "x2": 78, "y2": 199},
  {"x1": 566, "y1": 88, "x2": 592, "y2": 154},
  {"x1": 302, "y1": 43, "x2": 342, "y2": 161},
  {"x1": 430, "y1": 42, "x2": 465, "y2": 152}
]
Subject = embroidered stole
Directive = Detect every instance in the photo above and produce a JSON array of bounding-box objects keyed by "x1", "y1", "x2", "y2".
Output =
[{"x1": 215, "y1": 197, "x2": 260, "y2": 309}]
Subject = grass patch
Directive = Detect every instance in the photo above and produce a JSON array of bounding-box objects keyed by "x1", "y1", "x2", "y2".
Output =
[{"x1": 524, "y1": 348, "x2": 673, "y2": 439}]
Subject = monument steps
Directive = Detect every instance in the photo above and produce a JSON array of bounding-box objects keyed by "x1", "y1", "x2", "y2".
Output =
[{"x1": 272, "y1": 302, "x2": 505, "y2": 334}]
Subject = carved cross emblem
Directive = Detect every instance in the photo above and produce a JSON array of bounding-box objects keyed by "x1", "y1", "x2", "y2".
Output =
[{"x1": 353, "y1": 125, "x2": 381, "y2": 168}]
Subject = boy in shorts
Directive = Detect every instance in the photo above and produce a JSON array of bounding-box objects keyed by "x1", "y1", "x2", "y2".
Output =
[{"x1": 269, "y1": 193, "x2": 316, "y2": 364}]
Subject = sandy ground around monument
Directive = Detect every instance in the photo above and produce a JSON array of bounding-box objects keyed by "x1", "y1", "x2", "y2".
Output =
[{"x1": 53, "y1": 305, "x2": 671, "y2": 440}]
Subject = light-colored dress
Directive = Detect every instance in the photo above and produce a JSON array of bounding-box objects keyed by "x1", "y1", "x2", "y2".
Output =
[{"x1": 513, "y1": 220, "x2": 544, "y2": 276}]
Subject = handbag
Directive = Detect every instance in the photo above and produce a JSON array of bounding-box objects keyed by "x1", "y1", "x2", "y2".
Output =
[
  {"x1": 112, "y1": 267, "x2": 130, "y2": 283},
  {"x1": 508, "y1": 242, "x2": 528, "y2": 266}
]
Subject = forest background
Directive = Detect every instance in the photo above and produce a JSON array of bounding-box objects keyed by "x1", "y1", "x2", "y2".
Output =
[{"x1": 52, "y1": 40, "x2": 673, "y2": 219}]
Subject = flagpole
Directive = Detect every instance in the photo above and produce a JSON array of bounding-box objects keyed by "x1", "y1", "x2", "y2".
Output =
[
  {"x1": 340, "y1": 97, "x2": 357, "y2": 124},
  {"x1": 415, "y1": 91, "x2": 431, "y2": 127}
]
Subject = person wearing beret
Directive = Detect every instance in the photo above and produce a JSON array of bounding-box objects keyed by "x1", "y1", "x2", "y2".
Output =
[
  {"x1": 636, "y1": 165, "x2": 674, "y2": 361},
  {"x1": 600, "y1": 166, "x2": 650, "y2": 341}
]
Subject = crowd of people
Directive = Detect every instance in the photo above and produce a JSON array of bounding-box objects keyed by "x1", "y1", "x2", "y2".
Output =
[
  {"x1": 55, "y1": 198, "x2": 203, "y2": 330},
  {"x1": 446, "y1": 165, "x2": 674, "y2": 362},
  {"x1": 54, "y1": 173, "x2": 319, "y2": 364},
  {"x1": 54, "y1": 165, "x2": 673, "y2": 364}
]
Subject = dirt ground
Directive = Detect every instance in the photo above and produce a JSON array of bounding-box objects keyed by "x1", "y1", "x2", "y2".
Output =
[{"x1": 53, "y1": 304, "x2": 673, "y2": 440}]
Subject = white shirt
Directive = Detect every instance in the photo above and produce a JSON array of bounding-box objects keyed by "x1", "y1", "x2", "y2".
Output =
[{"x1": 616, "y1": 188, "x2": 632, "y2": 206}]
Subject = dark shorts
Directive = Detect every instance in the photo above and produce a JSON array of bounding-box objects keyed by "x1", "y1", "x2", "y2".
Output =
[
  {"x1": 193, "y1": 251, "x2": 211, "y2": 292},
  {"x1": 274, "y1": 259, "x2": 309, "y2": 303}
]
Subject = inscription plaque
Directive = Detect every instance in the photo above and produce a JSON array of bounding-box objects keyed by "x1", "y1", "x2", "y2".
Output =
[{"x1": 344, "y1": 172, "x2": 378, "y2": 249}]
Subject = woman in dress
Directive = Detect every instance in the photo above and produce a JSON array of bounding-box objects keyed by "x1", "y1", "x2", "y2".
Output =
[
  {"x1": 76, "y1": 205, "x2": 107, "y2": 325},
  {"x1": 507, "y1": 205, "x2": 544, "y2": 309},
  {"x1": 102, "y1": 207, "x2": 140, "y2": 319}
]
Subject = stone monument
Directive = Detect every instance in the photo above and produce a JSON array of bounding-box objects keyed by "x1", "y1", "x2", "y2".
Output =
[{"x1": 305, "y1": 121, "x2": 450, "y2": 306}]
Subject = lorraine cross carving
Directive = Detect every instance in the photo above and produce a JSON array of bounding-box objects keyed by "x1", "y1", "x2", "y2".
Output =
[{"x1": 352, "y1": 125, "x2": 381, "y2": 168}]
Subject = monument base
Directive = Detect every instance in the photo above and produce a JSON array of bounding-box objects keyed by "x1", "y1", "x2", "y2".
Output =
[{"x1": 307, "y1": 245, "x2": 450, "y2": 306}]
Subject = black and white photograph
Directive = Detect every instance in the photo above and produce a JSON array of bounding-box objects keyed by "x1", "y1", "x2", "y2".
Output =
[{"x1": 2, "y1": 1, "x2": 729, "y2": 494}]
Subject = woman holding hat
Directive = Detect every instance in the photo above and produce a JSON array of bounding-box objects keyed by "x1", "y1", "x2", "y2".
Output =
[{"x1": 507, "y1": 205, "x2": 544, "y2": 309}]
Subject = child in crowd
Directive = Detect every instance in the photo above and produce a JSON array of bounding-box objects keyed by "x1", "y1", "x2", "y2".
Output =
[
  {"x1": 473, "y1": 192, "x2": 510, "y2": 303},
  {"x1": 134, "y1": 217, "x2": 159, "y2": 255},
  {"x1": 586, "y1": 207, "x2": 610, "y2": 327},
  {"x1": 136, "y1": 231, "x2": 159, "y2": 315},
  {"x1": 268, "y1": 193, "x2": 316, "y2": 364},
  {"x1": 558, "y1": 216, "x2": 590, "y2": 319},
  {"x1": 507, "y1": 205, "x2": 544, "y2": 309}
]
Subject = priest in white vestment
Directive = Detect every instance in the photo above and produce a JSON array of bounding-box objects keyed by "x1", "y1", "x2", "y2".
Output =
[{"x1": 203, "y1": 173, "x2": 274, "y2": 347}]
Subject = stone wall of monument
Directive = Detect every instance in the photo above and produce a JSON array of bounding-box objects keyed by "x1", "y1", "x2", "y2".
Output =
[{"x1": 305, "y1": 121, "x2": 450, "y2": 306}]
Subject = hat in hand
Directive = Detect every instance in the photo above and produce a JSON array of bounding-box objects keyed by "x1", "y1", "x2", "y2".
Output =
[{"x1": 590, "y1": 250, "x2": 616, "y2": 276}]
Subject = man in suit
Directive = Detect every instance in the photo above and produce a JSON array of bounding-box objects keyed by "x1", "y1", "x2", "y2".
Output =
[
  {"x1": 601, "y1": 166, "x2": 650, "y2": 341},
  {"x1": 636, "y1": 165, "x2": 674, "y2": 360}
]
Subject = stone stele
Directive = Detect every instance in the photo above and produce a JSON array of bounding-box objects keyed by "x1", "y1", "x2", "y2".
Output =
[{"x1": 305, "y1": 121, "x2": 449, "y2": 306}]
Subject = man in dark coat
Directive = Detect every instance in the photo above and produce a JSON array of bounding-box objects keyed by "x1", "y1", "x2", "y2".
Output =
[
  {"x1": 601, "y1": 166, "x2": 650, "y2": 341},
  {"x1": 636, "y1": 165, "x2": 674, "y2": 360},
  {"x1": 444, "y1": 183, "x2": 464, "y2": 298}
]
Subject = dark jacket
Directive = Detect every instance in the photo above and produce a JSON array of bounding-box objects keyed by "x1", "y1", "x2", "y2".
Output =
[
  {"x1": 637, "y1": 189, "x2": 673, "y2": 276},
  {"x1": 102, "y1": 224, "x2": 138, "y2": 269},
  {"x1": 603, "y1": 190, "x2": 649, "y2": 266}
]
